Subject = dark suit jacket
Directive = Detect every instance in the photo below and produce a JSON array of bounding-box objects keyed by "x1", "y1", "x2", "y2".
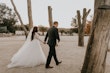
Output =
[{"x1": 44, "y1": 26, "x2": 60, "y2": 46}]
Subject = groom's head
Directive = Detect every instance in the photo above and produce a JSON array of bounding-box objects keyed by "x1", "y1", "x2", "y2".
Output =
[{"x1": 53, "y1": 21, "x2": 58, "y2": 28}]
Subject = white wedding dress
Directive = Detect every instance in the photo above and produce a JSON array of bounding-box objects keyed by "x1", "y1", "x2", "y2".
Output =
[{"x1": 7, "y1": 28, "x2": 46, "y2": 68}]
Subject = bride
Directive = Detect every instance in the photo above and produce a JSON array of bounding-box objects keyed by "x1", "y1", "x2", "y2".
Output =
[{"x1": 7, "y1": 26, "x2": 46, "y2": 68}]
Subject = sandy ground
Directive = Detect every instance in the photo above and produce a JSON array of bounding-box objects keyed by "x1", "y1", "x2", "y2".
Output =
[{"x1": 0, "y1": 36, "x2": 110, "y2": 73}]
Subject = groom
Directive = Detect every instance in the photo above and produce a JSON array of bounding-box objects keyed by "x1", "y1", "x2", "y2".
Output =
[{"x1": 44, "y1": 21, "x2": 62, "y2": 69}]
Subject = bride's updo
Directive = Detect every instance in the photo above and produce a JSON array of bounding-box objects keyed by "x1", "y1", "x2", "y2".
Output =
[{"x1": 31, "y1": 26, "x2": 38, "y2": 41}]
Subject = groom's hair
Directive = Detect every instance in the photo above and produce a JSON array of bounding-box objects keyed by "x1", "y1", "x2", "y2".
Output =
[{"x1": 54, "y1": 21, "x2": 58, "y2": 25}]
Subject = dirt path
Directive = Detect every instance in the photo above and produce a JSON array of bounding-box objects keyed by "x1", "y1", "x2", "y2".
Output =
[{"x1": 0, "y1": 36, "x2": 110, "y2": 73}]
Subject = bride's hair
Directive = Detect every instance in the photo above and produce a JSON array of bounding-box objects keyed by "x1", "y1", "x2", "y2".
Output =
[{"x1": 31, "y1": 26, "x2": 38, "y2": 41}]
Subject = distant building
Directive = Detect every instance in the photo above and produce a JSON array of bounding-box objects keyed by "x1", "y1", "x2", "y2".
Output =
[{"x1": 0, "y1": 26, "x2": 8, "y2": 33}]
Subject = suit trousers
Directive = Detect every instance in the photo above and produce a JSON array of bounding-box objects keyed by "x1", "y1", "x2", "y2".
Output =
[{"x1": 46, "y1": 44, "x2": 58, "y2": 67}]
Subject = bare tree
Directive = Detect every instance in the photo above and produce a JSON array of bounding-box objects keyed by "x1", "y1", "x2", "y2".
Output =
[
  {"x1": 27, "y1": 0, "x2": 33, "y2": 30},
  {"x1": 71, "y1": 17, "x2": 78, "y2": 27},
  {"x1": 77, "y1": 8, "x2": 91, "y2": 46},
  {"x1": 10, "y1": 0, "x2": 28, "y2": 37},
  {"x1": 81, "y1": 0, "x2": 110, "y2": 73},
  {"x1": 48, "y1": 6, "x2": 53, "y2": 27},
  {"x1": 38, "y1": 25, "x2": 47, "y2": 36}
]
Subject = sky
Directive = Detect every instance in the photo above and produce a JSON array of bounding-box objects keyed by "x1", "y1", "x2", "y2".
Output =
[{"x1": 1, "y1": 0, "x2": 94, "y2": 28}]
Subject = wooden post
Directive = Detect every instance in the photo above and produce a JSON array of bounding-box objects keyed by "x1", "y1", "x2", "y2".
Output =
[
  {"x1": 10, "y1": 0, "x2": 28, "y2": 37},
  {"x1": 27, "y1": 0, "x2": 33, "y2": 30},
  {"x1": 77, "y1": 10, "x2": 82, "y2": 46},
  {"x1": 81, "y1": 0, "x2": 110, "y2": 73},
  {"x1": 48, "y1": 6, "x2": 53, "y2": 27},
  {"x1": 77, "y1": 8, "x2": 91, "y2": 47}
]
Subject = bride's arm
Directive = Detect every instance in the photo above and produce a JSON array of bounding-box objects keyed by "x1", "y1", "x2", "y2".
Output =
[{"x1": 35, "y1": 33, "x2": 43, "y2": 43}]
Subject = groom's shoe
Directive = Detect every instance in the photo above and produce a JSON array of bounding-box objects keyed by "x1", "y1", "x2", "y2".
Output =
[
  {"x1": 56, "y1": 61, "x2": 62, "y2": 65},
  {"x1": 45, "y1": 66, "x2": 53, "y2": 69}
]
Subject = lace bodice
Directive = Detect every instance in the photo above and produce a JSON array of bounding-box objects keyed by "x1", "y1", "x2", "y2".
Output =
[{"x1": 34, "y1": 33, "x2": 39, "y2": 39}]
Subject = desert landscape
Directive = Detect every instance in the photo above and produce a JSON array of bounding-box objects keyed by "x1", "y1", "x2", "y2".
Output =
[{"x1": 0, "y1": 36, "x2": 110, "y2": 73}]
